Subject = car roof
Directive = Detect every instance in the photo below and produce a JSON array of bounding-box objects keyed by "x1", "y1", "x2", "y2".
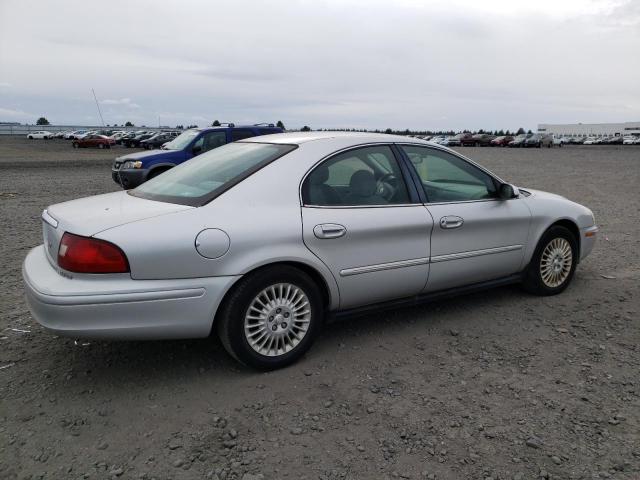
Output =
[
  {"x1": 241, "y1": 131, "x2": 430, "y2": 146},
  {"x1": 195, "y1": 125, "x2": 281, "y2": 133}
]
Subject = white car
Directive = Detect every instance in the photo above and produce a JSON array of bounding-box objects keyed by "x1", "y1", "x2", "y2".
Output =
[
  {"x1": 623, "y1": 136, "x2": 638, "y2": 145},
  {"x1": 65, "y1": 130, "x2": 88, "y2": 139},
  {"x1": 27, "y1": 131, "x2": 53, "y2": 139},
  {"x1": 583, "y1": 137, "x2": 597, "y2": 145}
]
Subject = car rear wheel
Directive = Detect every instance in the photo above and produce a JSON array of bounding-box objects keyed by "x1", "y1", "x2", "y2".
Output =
[
  {"x1": 522, "y1": 225, "x2": 577, "y2": 296},
  {"x1": 72, "y1": 142, "x2": 78, "y2": 148},
  {"x1": 98, "y1": 143, "x2": 105, "y2": 149},
  {"x1": 217, "y1": 266, "x2": 323, "y2": 370}
]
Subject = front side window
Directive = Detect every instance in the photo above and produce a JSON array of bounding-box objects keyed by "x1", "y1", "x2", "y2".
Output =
[
  {"x1": 401, "y1": 146, "x2": 497, "y2": 203},
  {"x1": 302, "y1": 145, "x2": 411, "y2": 206},
  {"x1": 130, "y1": 142, "x2": 297, "y2": 206}
]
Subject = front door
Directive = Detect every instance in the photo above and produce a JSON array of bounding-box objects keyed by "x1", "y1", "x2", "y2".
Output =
[
  {"x1": 300, "y1": 145, "x2": 433, "y2": 309},
  {"x1": 399, "y1": 145, "x2": 531, "y2": 292}
]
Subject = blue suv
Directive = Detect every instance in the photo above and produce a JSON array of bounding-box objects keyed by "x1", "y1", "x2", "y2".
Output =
[{"x1": 112, "y1": 124, "x2": 283, "y2": 189}]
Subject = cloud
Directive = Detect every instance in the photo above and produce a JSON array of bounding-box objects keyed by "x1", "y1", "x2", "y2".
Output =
[
  {"x1": 0, "y1": 82, "x2": 11, "y2": 88},
  {"x1": 0, "y1": 0, "x2": 637, "y2": 130},
  {"x1": 100, "y1": 98, "x2": 141, "y2": 108},
  {"x1": 0, "y1": 106, "x2": 35, "y2": 121}
]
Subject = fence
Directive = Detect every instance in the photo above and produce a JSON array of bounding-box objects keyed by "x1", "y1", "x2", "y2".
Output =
[{"x1": 0, "y1": 124, "x2": 175, "y2": 135}]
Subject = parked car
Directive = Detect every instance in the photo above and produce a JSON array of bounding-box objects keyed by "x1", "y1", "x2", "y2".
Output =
[
  {"x1": 24, "y1": 132, "x2": 598, "y2": 370},
  {"x1": 469, "y1": 133, "x2": 496, "y2": 147},
  {"x1": 583, "y1": 137, "x2": 598, "y2": 145},
  {"x1": 607, "y1": 136, "x2": 623, "y2": 145},
  {"x1": 54, "y1": 131, "x2": 70, "y2": 139},
  {"x1": 524, "y1": 134, "x2": 553, "y2": 148},
  {"x1": 508, "y1": 134, "x2": 532, "y2": 147},
  {"x1": 27, "y1": 131, "x2": 53, "y2": 139},
  {"x1": 490, "y1": 135, "x2": 514, "y2": 147},
  {"x1": 113, "y1": 124, "x2": 284, "y2": 189},
  {"x1": 459, "y1": 133, "x2": 477, "y2": 147},
  {"x1": 623, "y1": 135, "x2": 639, "y2": 145},
  {"x1": 109, "y1": 132, "x2": 128, "y2": 143},
  {"x1": 447, "y1": 133, "x2": 472, "y2": 147},
  {"x1": 65, "y1": 130, "x2": 88, "y2": 139},
  {"x1": 72, "y1": 134, "x2": 116, "y2": 149},
  {"x1": 140, "y1": 133, "x2": 176, "y2": 150},
  {"x1": 569, "y1": 137, "x2": 585, "y2": 145},
  {"x1": 122, "y1": 132, "x2": 155, "y2": 148}
]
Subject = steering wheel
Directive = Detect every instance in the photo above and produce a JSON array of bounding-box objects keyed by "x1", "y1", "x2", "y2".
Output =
[{"x1": 376, "y1": 173, "x2": 399, "y2": 201}]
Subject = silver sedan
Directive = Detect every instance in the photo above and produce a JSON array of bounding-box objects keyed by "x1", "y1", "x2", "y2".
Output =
[{"x1": 23, "y1": 132, "x2": 598, "y2": 369}]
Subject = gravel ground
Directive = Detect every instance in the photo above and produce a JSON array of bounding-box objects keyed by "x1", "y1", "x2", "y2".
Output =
[{"x1": 1, "y1": 136, "x2": 639, "y2": 480}]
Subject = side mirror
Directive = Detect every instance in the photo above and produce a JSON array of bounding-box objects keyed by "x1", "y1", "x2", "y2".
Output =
[{"x1": 499, "y1": 183, "x2": 519, "y2": 199}]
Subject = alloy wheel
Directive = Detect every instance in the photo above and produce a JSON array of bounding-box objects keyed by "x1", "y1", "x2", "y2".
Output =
[
  {"x1": 540, "y1": 237, "x2": 573, "y2": 288},
  {"x1": 244, "y1": 283, "x2": 311, "y2": 357}
]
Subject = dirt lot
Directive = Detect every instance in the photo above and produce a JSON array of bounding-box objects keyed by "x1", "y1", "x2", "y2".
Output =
[{"x1": 1, "y1": 136, "x2": 638, "y2": 480}]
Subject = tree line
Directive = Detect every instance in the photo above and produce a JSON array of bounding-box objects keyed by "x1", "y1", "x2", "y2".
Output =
[{"x1": 33, "y1": 115, "x2": 533, "y2": 136}]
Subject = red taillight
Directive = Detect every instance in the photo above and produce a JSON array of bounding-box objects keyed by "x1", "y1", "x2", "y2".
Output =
[{"x1": 58, "y1": 232, "x2": 129, "y2": 274}]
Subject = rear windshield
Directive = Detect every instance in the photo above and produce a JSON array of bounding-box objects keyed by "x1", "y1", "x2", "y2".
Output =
[{"x1": 129, "y1": 142, "x2": 297, "y2": 206}]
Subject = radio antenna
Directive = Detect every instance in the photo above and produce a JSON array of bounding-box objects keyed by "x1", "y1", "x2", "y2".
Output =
[{"x1": 91, "y1": 88, "x2": 105, "y2": 126}]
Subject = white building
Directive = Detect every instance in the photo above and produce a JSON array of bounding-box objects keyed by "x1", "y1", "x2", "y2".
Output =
[{"x1": 537, "y1": 121, "x2": 640, "y2": 138}]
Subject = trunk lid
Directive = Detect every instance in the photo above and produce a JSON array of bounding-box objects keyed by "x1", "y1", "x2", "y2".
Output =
[{"x1": 43, "y1": 191, "x2": 192, "y2": 266}]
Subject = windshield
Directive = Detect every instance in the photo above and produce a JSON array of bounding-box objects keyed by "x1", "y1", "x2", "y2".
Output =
[
  {"x1": 129, "y1": 142, "x2": 297, "y2": 206},
  {"x1": 162, "y1": 129, "x2": 200, "y2": 150}
]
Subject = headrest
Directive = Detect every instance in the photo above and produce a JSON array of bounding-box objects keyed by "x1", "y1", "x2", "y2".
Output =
[
  {"x1": 310, "y1": 165, "x2": 329, "y2": 184},
  {"x1": 349, "y1": 170, "x2": 376, "y2": 197}
]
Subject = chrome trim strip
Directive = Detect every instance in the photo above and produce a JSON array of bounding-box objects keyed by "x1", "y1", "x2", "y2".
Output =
[
  {"x1": 339, "y1": 245, "x2": 523, "y2": 276},
  {"x1": 431, "y1": 245, "x2": 523, "y2": 263},
  {"x1": 340, "y1": 257, "x2": 430, "y2": 277},
  {"x1": 42, "y1": 210, "x2": 58, "y2": 228},
  {"x1": 303, "y1": 203, "x2": 422, "y2": 209}
]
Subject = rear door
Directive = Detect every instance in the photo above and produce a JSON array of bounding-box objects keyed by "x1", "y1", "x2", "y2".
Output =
[
  {"x1": 399, "y1": 145, "x2": 530, "y2": 292},
  {"x1": 301, "y1": 144, "x2": 433, "y2": 309}
]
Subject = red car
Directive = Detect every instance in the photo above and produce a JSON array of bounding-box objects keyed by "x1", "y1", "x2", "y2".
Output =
[
  {"x1": 72, "y1": 135, "x2": 115, "y2": 149},
  {"x1": 490, "y1": 135, "x2": 514, "y2": 147}
]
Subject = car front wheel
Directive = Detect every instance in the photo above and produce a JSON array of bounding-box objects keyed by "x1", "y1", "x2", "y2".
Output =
[
  {"x1": 217, "y1": 266, "x2": 323, "y2": 370},
  {"x1": 522, "y1": 225, "x2": 577, "y2": 296}
]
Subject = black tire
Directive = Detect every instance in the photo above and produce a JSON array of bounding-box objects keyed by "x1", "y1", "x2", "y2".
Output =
[
  {"x1": 28, "y1": 136, "x2": 33, "y2": 139},
  {"x1": 216, "y1": 265, "x2": 323, "y2": 370},
  {"x1": 72, "y1": 142, "x2": 78, "y2": 149},
  {"x1": 522, "y1": 225, "x2": 578, "y2": 296}
]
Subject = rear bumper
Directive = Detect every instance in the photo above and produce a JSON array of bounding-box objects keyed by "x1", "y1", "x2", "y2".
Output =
[{"x1": 23, "y1": 246, "x2": 240, "y2": 340}]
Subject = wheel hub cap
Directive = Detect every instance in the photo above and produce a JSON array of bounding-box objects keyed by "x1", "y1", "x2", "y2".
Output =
[
  {"x1": 540, "y1": 238, "x2": 573, "y2": 288},
  {"x1": 244, "y1": 283, "x2": 311, "y2": 357}
]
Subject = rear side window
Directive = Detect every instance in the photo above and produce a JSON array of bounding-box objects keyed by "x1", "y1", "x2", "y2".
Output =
[
  {"x1": 302, "y1": 145, "x2": 411, "y2": 206},
  {"x1": 231, "y1": 129, "x2": 256, "y2": 141}
]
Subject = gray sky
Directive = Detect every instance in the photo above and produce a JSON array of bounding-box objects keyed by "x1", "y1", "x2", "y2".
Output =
[{"x1": 0, "y1": 0, "x2": 638, "y2": 131}]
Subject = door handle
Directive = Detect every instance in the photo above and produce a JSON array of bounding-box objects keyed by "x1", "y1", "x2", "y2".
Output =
[
  {"x1": 313, "y1": 223, "x2": 347, "y2": 239},
  {"x1": 439, "y1": 216, "x2": 464, "y2": 229}
]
